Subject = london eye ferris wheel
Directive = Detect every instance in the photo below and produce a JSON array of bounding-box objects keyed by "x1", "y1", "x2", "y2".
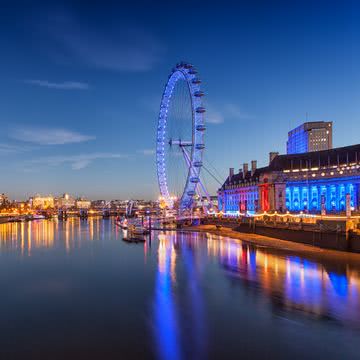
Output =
[{"x1": 156, "y1": 62, "x2": 206, "y2": 211}]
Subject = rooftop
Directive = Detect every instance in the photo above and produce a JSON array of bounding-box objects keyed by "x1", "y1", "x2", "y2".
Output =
[
  {"x1": 220, "y1": 143, "x2": 360, "y2": 189},
  {"x1": 270, "y1": 143, "x2": 360, "y2": 171}
]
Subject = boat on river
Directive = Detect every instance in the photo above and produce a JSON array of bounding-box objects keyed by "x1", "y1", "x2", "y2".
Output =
[
  {"x1": 121, "y1": 228, "x2": 146, "y2": 243},
  {"x1": 9, "y1": 216, "x2": 26, "y2": 223},
  {"x1": 128, "y1": 224, "x2": 150, "y2": 235},
  {"x1": 116, "y1": 217, "x2": 128, "y2": 229},
  {"x1": 122, "y1": 235, "x2": 146, "y2": 243},
  {"x1": 121, "y1": 223, "x2": 149, "y2": 243},
  {"x1": 31, "y1": 214, "x2": 46, "y2": 220}
]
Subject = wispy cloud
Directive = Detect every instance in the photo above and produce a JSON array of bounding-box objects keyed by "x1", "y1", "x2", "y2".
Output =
[
  {"x1": 142, "y1": 97, "x2": 252, "y2": 125},
  {"x1": 11, "y1": 127, "x2": 95, "y2": 145},
  {"x1": 0, "y1": 143, "x2": 33, "y2": 154},
  {"x1": 206, "y1": 103, "x2": 253, "y2": 125},
  {"x1": 206, "y1": 106, "x2": 225, "y2": 124},
  {"x1": 24, "y1": 79, "x2": 90, "y2": 90},
  {"x1": 223, "y1": 103, "x2": 252, "y2": 119},
  {"x1": 48, "y1": 13, "x2": 165, "y2": 72},
  {"x1": 27, "y1": 153, "x2": 128, "y2": 170},
  {"x1": 138, "y1": 149, "x2": 155, "y2": 156}
]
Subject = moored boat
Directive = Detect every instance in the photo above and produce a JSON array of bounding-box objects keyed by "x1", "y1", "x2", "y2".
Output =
[
  {"x1": 128, "y1": 224, "x2": 149, "y2": 235},
  {"x1": 122, "y1": 235, "x2": 146, "y2": 243},
  {"x1": 115, "y1": 217, "x2": 128, "y2": 229},
  {"x1": 32, "y1": 214, "x2": 46, "y2": 220}
]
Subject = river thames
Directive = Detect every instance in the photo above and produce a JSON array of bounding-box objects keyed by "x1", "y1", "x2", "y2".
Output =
[{"x1": 0, "y1": 217, "x2": 359, "y2": 359}]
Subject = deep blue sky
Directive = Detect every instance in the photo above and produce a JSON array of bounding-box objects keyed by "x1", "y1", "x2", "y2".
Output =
[{"x1": 1, "y1": 0, "x2": 360, "y2": 200}]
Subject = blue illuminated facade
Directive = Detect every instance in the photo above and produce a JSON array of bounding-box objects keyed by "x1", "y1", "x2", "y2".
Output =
[
  {"x1": 219, "y1": 185, "x2": 259, "y2": 214},
  {"x1": 287, "y1": 126, "x2": 309, "y2": 154},
  {"x1": 285, "y1": 179, "x2": 358, "y2": 212},
  {"x1": 287, "y1": 121, "x2": 333, "y2": 154},
  {"x1": 219, "y1": 143, "x2": 360, "y2": 214}
]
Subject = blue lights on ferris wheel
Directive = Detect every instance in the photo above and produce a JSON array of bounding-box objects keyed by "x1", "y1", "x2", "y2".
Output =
[{"x1": 156, "y1": 62, "x2": 205, "y2": 210}]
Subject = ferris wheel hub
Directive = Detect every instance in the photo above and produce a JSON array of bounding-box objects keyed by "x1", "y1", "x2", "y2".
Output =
[{"x1": 169, "y1": 139, "x2": 192, "y2": 147}]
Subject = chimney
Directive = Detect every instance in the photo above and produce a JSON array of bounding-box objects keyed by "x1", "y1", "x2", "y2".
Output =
[
  {"x1": 229, "y1": 168, "x2": 234, "y2": 180},
  {"x1": 243, "y1": 163, "x2": 249, "y2": 175},
  {"x1": 269, "y1": 152, "x2": 279, "y2": 164},
  {"x1": 251, "y1": 160, "x2": 257, "y2": 175}
]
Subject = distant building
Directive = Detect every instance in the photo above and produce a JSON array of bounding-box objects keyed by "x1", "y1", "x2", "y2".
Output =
[
  {"x1": 75, "y1": 198, "x2": 91, "y2": 209},
  {"x1": 287, "y1": 121, "x2": 333, "y2": 154},
  {"x1": 0, "y1": 193, "x2": 9, "y2": 207},
  {"x1": 14, "y1": 201, "x2": 29, "y2": 210},
  {"x1": 91, "y1": 200, "x2": 107, "y2": 209},
  {"x1": 56, "y1": 193, "x2": 75, "y2": 209},
  {"x1": 110, "y1": 200, "x2": 127, "y2": 210},
  {"x1": 195, "y1": 196, "x2": 218, "y2": 209},
  {"x1": 30, "y1": 195, "x2": 54, "y2": 209}
]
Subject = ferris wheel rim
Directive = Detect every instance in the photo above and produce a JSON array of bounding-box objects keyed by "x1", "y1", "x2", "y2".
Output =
[{"x1": 156, "y1": 62, "x2": 205, "y2": 210}]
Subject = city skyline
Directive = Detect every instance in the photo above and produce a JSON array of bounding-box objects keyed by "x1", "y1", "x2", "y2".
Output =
[{"x1": 1, "y1": 0, "x2": 360, "y2": 200}]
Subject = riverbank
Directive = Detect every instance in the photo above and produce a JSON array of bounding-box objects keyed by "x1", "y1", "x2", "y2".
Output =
[
  {"x1": 185, "y1": 224, "x2": 360, "y2": 265},
  {"x1": 0, "y1": 217, "x2": 12, "y2": 224}
]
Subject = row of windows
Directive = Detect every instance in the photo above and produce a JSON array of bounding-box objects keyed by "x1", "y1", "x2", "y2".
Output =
[
  {"x1": 222, "y1": 190, "x2": 259, "y2": 211},
  {"x1": 286, "y1": 183, "x2": 357, "y2": 211}
]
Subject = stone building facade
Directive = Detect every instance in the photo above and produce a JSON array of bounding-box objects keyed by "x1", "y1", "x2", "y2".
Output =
[{"x1": 218, "y1": 144, "x2": 360, "y2": 214}]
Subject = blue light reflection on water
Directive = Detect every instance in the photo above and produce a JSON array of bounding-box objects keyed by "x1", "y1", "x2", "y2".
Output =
[
  {"x1": 328, "y1": 273, "x2": 348, "y2": 297},
  {"x1": 207, "y1": 233, "x2": 360, "y2": 329},
  {"x1": 153, "y1": 235, "x2": 181, "y2": 360},
  {"x1": 153, "y1": 232, "x2": 207, "y2": 360},
  {"x1": 181, "y1": 233, "x2": 207, "y2": 359}
]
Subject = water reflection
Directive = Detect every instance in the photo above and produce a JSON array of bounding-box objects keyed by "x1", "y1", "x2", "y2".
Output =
[
  {"x1": 153, "y1": 234, "x2": 181, "y2": 360},
  {"x1": 153, "y1": 232, "x2": 207, "y2": 360},
  {"x1": 206, "y1": 233, "x2": 360, "y2": 328},
  {"x1": 1, "y1": 219, "x2": 360, "y2": 358},
  {"x1": 0, "y1": 217, "x2": 120, "y2": 255}
]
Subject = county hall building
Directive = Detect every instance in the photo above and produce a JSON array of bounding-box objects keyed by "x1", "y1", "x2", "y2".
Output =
[{"x1": 218, "y1": 122, "x2": 360, "y2": 214}]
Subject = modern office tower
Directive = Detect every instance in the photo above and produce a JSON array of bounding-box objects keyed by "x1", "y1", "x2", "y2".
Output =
[{"x1": 287, "y1": 121, "x2": 333, "y2": 154}]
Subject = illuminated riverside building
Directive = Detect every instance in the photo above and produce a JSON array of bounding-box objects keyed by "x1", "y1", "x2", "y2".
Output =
[
  {"x1": 30, "y1": 195, "x2": 54, "y2": 209},
  {"x1": 56, "y1": 193, "x2": 75, "y2": 209},
  {"x1": 287, "y1": 121, "x2": 333, "y2": 154},
  {"x1": 91, "y1": 200, "x2": 107, "y2": 209},
  {"x1": 218, "y1": 144, "x2": 360, "y2": 214},
  {"x1": 0, "y1": 193, "x2": 10, "y2": 208},
  {"x1": 218, "y1": 162, "x2": 261, "y2": 213},
  {"x1": 75, "y1": 198, "x2": 91, "y2": 209}
]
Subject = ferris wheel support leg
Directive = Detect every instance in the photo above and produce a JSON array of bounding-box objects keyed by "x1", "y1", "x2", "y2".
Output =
[
  {"x1": 198, "y1": 179, "x2": 212, "y2": 204},
  {"x1": 181, "y1": 146, "x2": 213, "y2": 212}
]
